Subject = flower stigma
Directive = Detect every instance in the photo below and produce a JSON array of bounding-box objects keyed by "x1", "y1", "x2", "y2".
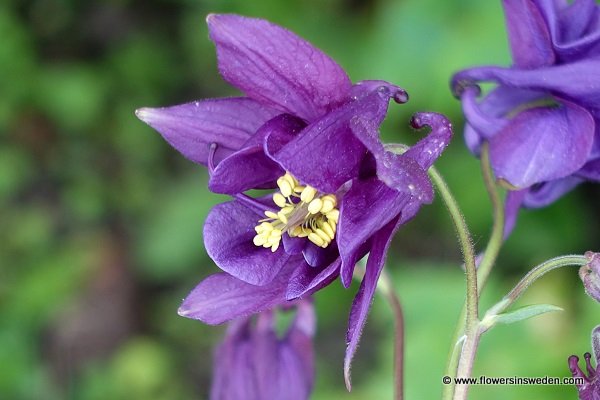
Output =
[{"x1": 253, "y1": 172, "x2": 339, "y2": 252}]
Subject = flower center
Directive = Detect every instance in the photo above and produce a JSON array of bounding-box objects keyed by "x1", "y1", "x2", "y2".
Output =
[{"x1": 253, "y1": 172, "x2": 339, "y2": 252}]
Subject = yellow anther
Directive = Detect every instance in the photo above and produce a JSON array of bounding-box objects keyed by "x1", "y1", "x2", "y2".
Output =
[
  {"x1": 280, "y1": 206, "x2": 294, "y2": 215},
  {"x1": 308, "y1": 232, "x2": 325, "y2": 247},
  {"x1": 255, "y1": 222, "x2": 272, "y2": 233},
  {"x1": 271, "y1": 241, "x2": 280, "y2": 252},
  {"x1": 320, "y1": 221, "x2": 335, "y2": 240},
  {"x1": 308, "y1": 198, "x2": 323, "y2": 214},
  {"x1": 320, "y1": 195, "x2": 337, "y2": 213},
  {"x1": 265, "y1": 210, "x2": 278, "y2": 219},
  {"x1": 283, "y1": 172, "x2": 298, "y2": 187},
  {"x1": 270, "y1": 229, "x2": 282, "y2": 237},
  {"x1": 254, "y1": 173, "x2": 339, "y2": 251},
  {"x1": 300, "y1": 186, "x2": 317, "y2": 203},
  {"x1": 278, "y1": 180, "x2": 293, "y2": 197},
  {"x1": 277, "y1": 211, "x2": 288, "y2": 224},
  {"x1": 326, "y1": 209, "x2": 339, "y2": 223},
  {"x1": 315, "y1": 228, "x2": 331, "y2": 243},
  {"x1": 253, "y1": 235, "x2": 267, "y2": 246},
  {"x1": 273, "y1": 193, "x2": 287, "y2": 208}
]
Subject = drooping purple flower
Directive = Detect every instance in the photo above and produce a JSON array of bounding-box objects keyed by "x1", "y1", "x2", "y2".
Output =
[
  {"x1": 580, "y1": 251, "x2": 600, "y2": 303},
  {"x1": 211, "y1": 301, "x2": 315, "y2": 400},
  {"x1": 451, "y1": 0, "x2": 600, "y2": 235},
  {"x1": 136, "y1": 14, "x2": 452, "y2": 388},
  {"x1": 568, "y1": 325, "x2": 600, "y2": 400}
]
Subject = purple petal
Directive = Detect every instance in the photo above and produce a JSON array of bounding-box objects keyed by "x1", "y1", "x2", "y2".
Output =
[
  {"x1": 286, "y1": 258, "x2": 341, "y2": 300},
  {"x1": 489, "y1": 99, "x2": 595, "y2": 188},
  {"x1": 204, "y1": 200, "x2": 289, "y2": 285},
  {"x1": 136, "y1": 98, "x2": 279, "y2": 166},
  {"x1": 452, "y1": 60, "x2": 600, "y2": 110},
  {"x1": 522, "y1": 176, "x2": 584, "y2": 207},
  {"x1": 178, "y1": 262, "x2": 298, "y2": 324},
  {"x1": 338, "y1": 178, "x2": 413, "y2": 288},
  {"x1": 538, "y1": 0, "x2": 600, "y2": 61},
  {"x1": 211, "y1": 318, "x2": 257, "y2": 400},
  {"x1": 502, "y1": 0, "x2": 555, "y2": 68},
  {"x1": 267, "y1": 84, "x2": 402, "y2": 193},
  {"x1": 344, "y1": 217, "x2": 400, "y2": 390},
  {"x1": 503, "y1": 189, "x2": 526, "y2": 238},
  {"x1": 253, "y1": 306, "x2": 315, "y2": 400},
  {"x1": 349, "y1": 117, "x2": 433, "y2": 202},
  {"x1": 208, "y1": 115, "x2": 305, "y2": 194},
  {"x1": 579, "y1": 157, "x2": 600, "y2": 181},
  {"x1": 459, "y1": 86, "x2": 546, "y2": 153},
  {"x1": 406, "y1": 112, "x2": 453, "y2": 170},
  {"x1": 207, "y1": 14, "x2": 352, "y2": 121},
  {"x1": 302, "y1": 240, "x2": 339, "y2": 268},
  {"x1": 280, "y1": 301, "x2": 316, "y2": 399},
  {"x1": 282, "y1": 234, "x2": 306, "y2": 255}
]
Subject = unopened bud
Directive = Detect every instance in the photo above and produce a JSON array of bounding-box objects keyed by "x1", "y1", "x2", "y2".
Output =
[{"x1": 579, "y1": 251, "x2": 600, "y2": 303}]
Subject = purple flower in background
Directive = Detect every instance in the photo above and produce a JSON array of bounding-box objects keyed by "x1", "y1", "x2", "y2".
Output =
[
  {"x1": 137, "y1": 14, "x2": 451, "y2": 388},
  {"x1": 569, "y1": 325, "x2": 600, "y2": 400},
  {"x1": 211, "y1": 301, "x2": 315, "y2": 400},
  {"x1": 451, "y1": 0, "x2": 600, "y2": 234},
  {"x1": 580, "y1": 251, "x2": 600, "y2": 303}
]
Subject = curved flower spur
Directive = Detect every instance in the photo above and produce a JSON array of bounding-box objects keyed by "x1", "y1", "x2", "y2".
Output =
[
  {"x1": 451, "y1": 0, "x2": 600, "y2": 235},
  {"x1": 136, "y1": 14, "x2": 452, "y2": 389}
]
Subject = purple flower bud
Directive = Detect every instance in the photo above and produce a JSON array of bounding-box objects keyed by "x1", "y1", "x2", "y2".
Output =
[
  {"x1": 211, "y1": 301, "x2": 315, "y2": 400},
  {"x1": 580, "y1": 252, "x2": 600, "y2": 303},
  {"x1": 568, "y1": 325, "x2": 600, "y2": 400}
]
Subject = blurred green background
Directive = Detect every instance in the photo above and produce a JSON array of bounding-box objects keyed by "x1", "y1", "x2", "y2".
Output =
[{"x1": 1, "y1": 0, "x2": 598, "y2": 399}]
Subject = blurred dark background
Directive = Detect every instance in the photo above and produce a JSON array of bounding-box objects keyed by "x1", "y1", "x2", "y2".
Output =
[{"x1": 1, "y1": 0, "x2": 598, "y2": 399}]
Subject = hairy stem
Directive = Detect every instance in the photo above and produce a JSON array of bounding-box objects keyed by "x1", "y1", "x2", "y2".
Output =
[
  {"x1": 476, "y1": 143, "x2": 504, "y2": 289},
  {"x1": 499, "y1": 255, "x2": 588, "y2": 312},
  {"x1": 441, "y1": 144, "x2": 505, "y2": 400},
  {"x1": 428, "y1": 166, "x2": 479, "y2": 325}
]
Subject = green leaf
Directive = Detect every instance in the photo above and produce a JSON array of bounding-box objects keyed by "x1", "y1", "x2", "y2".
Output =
[{"x1": 493, "y1": 304, "x2": 563, "y2": 326}]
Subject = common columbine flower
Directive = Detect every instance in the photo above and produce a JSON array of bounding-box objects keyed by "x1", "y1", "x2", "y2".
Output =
[
  {"x1": 137, "y1": 14, "x2": 451, "y2": 388},
  {"x1": 451, "y1": 0, "x2": 600, "y2": 234},
  {"x1": 580, "y1": 251, "x2": 600, "y2": 303},
  {"x1": 211, "y1": 301, "x2": 315, "y2": 400},
  {"x1": 569, "y1": 325, "x2": 600, "y2": 400}
]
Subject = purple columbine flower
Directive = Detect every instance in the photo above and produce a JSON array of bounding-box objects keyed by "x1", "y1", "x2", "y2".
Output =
[
  {"x1": 451, "y1": 0, "x2": 600, "y2": 235},
  {"x1": 569, "y1": 325, "x2": 600, "y2": 400},
  {"x1": 211, "y1": 301, "x2": 315, "y2": 400},
  {"x1": 136, "y1": 14, "x2": 451, "y2": 388},
  {"x1": 580, "y1": 251, "x2": 600, "y2": 303}
]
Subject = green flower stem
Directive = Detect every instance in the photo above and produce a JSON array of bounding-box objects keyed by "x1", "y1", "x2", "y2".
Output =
[
  {"x1": 428, "y1": 166, "x2": 479, "y2": 325},
  {"x1": 494, "y1": 255, "x2": 588, "y2": 315},
  {"x1": 476, "y1": 143, "x2": 504, "y2": 289},
  {"x1": 379, "y1": 270, "x2": 405, "y2": 400},
  {"x1": 428, "y1": 166, "x2": 479, "y2": 400},
  {"x1": 441, "y1": 144, "x2": 505, "y2": 400}
]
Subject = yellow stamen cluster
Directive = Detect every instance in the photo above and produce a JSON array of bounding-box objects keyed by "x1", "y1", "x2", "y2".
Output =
[{"x1": 253, "y1": 172, "x2": 339, "y2": 252}]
